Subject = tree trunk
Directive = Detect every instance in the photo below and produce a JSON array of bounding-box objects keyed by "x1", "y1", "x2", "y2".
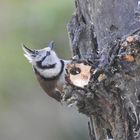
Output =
[{"x1": 64, "y1": 0, "x2": 140, "y2": 140}]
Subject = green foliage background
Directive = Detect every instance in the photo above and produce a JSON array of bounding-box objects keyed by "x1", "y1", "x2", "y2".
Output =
[{"x1": 0, "y1": 0, "x2": 88, "y2": 140}]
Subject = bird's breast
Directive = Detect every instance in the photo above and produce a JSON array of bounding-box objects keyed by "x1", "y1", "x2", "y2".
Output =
[{"x1": 35, "y1": 73, "x2": 64, "y2": 96}]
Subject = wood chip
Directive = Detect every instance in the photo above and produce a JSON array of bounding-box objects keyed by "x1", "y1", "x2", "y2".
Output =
[
  {"x1": 126, "y1": 36, "x2": 135, "y2": 43},
  {"x1": 98, "y1": 74, "x2": 107, "y2": 82},
  {"x1": 121, "y1": 54, "x2": 135, "y2": 62},
  {"x1": 121, "y1": 41, "x2": 128, "y2": 47}
]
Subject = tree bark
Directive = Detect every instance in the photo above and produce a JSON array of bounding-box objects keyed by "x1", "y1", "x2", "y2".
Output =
[{"x1": 64, "y1": 0, "x2": 140, "y2": 140}]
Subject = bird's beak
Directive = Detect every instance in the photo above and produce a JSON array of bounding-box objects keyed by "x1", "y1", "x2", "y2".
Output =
[{"x1": 48, "y1": 41, "x2": 54, "y2": 50}]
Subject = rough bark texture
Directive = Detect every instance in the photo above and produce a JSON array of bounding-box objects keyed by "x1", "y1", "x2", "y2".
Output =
[{"x1": 64, "y1": 0, "x2": 140, "y2": 140}]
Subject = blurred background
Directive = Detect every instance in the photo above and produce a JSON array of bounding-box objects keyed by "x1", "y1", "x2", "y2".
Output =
[{"x1": 0, "y1": 0, "x2": 89, "y2": 140}]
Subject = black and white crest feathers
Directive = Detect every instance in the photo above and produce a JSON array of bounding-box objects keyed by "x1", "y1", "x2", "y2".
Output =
[{"x1": 22, "y1": 41, "x2": 65, "y2": 79}]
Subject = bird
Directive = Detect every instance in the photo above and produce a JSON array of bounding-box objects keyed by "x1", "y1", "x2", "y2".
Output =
[{"x1": 22, "y1": 41, "x2": 70, "y2": 102}]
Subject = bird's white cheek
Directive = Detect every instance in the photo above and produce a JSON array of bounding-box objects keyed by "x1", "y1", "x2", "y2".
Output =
[{"x1": 41, "y1": 59, "x2": 48, "y2": 66}]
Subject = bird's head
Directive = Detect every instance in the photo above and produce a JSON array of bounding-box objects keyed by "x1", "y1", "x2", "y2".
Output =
[{"x1": 22, "y1": 41, "x2": 60, "y2": 70}]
